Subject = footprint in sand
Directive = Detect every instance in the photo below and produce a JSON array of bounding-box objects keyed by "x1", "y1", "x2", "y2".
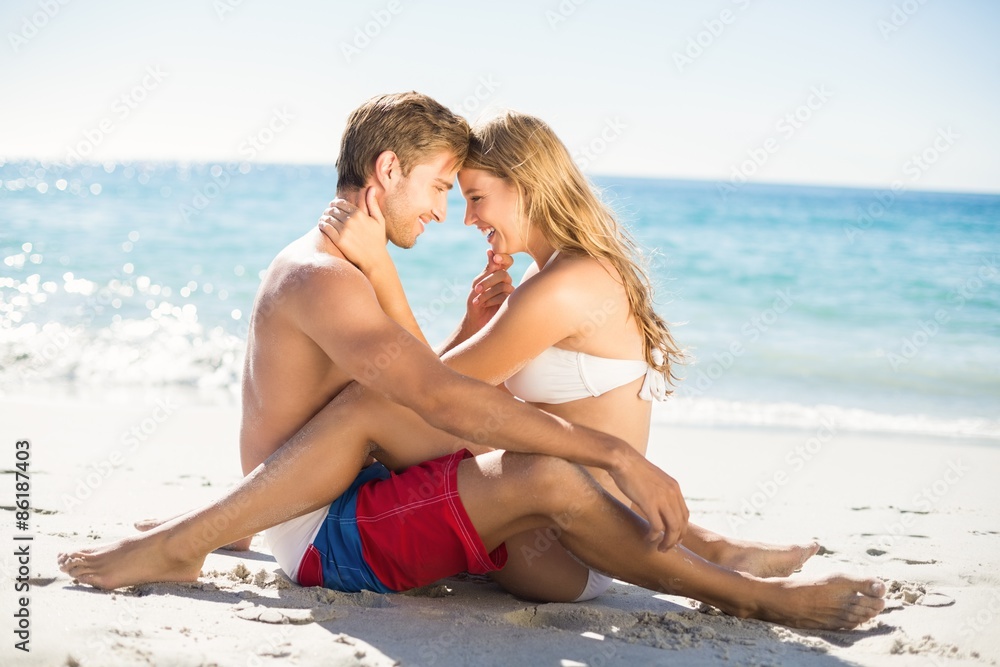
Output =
[
  {"x1": 403, "y1": 583, "x2": 454, "y2": 598},
  {"x1": 885, "y1": 580, "x2": 955, "y2": 607},
  {"x1": 233, "y1": 600, "x2": 347, "y2": 624},
  {"x1": 302, "y1": 586, "x2": 392, "y2": 608},
  {"x1": 504, "y1": 603, "x2": 638, "y2": 632}
]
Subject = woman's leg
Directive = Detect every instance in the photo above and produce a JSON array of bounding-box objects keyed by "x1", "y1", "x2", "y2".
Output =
[
  {"x1": 679, "y1": 525, "x2": 820, "y2": 578},
  {"x1": 457, "y1": 451, "x2": 885, "y2": 631},
  {"x1": 489, "y1": 525, "x2": 822, "y2": 604},
  {"x1": 490, "y1": 533, "x2": 592, "y2": 602}
]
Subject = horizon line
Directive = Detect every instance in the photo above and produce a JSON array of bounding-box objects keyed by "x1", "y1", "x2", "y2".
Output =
[{"x1": 2, "y1": 155, "x2": 998, "y2": 199}]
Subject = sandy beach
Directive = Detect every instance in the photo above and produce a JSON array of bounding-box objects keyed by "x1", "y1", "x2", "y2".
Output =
[{"x1": 2, "y1": 393, "x2": 998, "y2": 667}]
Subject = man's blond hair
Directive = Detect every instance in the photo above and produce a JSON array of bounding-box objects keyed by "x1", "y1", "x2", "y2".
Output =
[{"x1": 336, "y1": 92, "x2": 469, "y2": 192}]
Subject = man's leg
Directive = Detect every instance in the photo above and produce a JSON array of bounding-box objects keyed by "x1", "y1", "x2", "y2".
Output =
[
  {"x1": 133, "y1": 382, "x2": 482, "y2": 548},
  {"x1": 456, "y1": 451, "x2": 885, "y2": 631},
  {"x1": 58, "y1": 383, "x2": 517, "y2": 588},
  {"x1": 57, "y1": 386, "x2": 395, "y2": 589}
]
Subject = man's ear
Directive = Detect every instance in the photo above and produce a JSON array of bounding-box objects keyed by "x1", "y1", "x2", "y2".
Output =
[{"x1": 373, "y1": 151, "x2": 399, "y2": 191}]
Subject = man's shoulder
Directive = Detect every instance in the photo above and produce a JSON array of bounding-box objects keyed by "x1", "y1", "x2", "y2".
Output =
[{"x1": 271, "y1": 236, "x2": 367, "y2": 295}]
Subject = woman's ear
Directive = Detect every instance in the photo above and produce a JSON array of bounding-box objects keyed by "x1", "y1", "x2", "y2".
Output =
[{"x1": 373, "y1": 151, "x2": 399, "y2": 190}]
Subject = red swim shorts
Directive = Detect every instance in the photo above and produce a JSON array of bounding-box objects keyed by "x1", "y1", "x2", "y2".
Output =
[{"x1": 355, "y1": 449, "x2": 508, "y2": 591}]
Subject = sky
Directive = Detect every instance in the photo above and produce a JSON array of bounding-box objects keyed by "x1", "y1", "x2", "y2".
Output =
[{"x1": 1, "y1": 0, "x2": 998, "y2": 193}]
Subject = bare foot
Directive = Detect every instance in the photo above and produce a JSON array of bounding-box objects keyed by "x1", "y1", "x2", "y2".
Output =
[
  {"x1": 135, "y1": 517, "x2": 253, "y2": 551},
  {"x1": 718, "y1": 540, "x2": 821, "y2": 578},
  {"x1": 755, "y1": 575, "x2": 886, "y2": 630},
  {"x1": 57, "y1": 532, "x2": 204, "y2": 590}
]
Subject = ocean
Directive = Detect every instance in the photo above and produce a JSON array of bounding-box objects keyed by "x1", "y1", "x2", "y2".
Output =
[{"x1": 2, "y1": 160, "x2": 998, "y2": 440}]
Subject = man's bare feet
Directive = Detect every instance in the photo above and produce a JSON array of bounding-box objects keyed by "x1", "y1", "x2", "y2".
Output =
[
  {"x1": 57, "y1": 531, "x2": 204, "y2": 590},
  {"x1": 135, "y1": 517, "x2": 253, "y2": 551},
  {"x1": 717, "y1": 539, "x2": 821, "y2": 578},
  {"x1": 753, "y1": 575, "x2": 886, "y2": 630}
]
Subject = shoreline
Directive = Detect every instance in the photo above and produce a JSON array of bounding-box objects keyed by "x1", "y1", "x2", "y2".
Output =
[{"x1": 2, "y1": 397, "x2": 998, "y2": 665}]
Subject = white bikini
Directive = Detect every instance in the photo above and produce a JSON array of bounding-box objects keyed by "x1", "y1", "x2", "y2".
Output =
[{"x1": 504, "y1": 250, "x2": 670, "y2": 601}]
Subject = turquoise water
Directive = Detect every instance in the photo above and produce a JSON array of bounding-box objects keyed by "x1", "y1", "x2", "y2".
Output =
[{"x1": 1, "y1": 160, "x2": 997, "y2": 438}]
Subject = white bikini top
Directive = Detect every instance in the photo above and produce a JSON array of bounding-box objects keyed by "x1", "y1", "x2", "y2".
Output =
[{"x1": 503, "y1": 251, "x2": 669, "y2": 405}]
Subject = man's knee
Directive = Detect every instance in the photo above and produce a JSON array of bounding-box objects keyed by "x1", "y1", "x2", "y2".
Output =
[
  {"x1": 331, "y1": 380, "x2": 366, "y2": 407},
  {"x1": 507, "y1": 453, "x2": 595, "y2": 513}
]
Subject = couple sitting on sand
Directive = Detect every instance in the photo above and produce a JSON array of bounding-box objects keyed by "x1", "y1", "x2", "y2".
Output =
[{"x1": 59, "y1": 92, "x2": 885, "y2": 630}]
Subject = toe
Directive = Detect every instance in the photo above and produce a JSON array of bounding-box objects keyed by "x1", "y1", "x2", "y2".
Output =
[
  {"x1": 867, "y1": 579, "x2": 886, "y2": 597},
  {"x1": 856, "y1": 595, "x2": 886, "y2": 614},
  {"x1": 837, "y1": 611, "x2": 868, "y2": 628}
]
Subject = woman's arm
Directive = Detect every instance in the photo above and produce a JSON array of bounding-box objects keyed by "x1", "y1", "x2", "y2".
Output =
[
  {"x1": 441, "y1": 256, "x2": 611, "y2": 385},
  {"x1": 317, "y1": 191, "x2": 430, "y2": 347},
  {"x1": 438, "y1": 250, "x2": 516, "y2": 355}
]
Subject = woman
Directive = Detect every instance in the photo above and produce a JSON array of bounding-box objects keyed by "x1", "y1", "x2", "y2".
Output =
[
  {"x1": 58, "y1": 112, "x2": 884, "y2": 630},
  {"x1": 317, "y1": 110, "x2": 820, "y2": 601}
]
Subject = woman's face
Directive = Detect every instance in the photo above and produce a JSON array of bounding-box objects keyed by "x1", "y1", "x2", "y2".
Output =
[{"x1": 458, "y1": 168, "x2": 525, "y2": 254}]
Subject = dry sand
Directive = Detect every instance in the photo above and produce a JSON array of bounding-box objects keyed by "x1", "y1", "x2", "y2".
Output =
[{"x1": 2, "y1": 394, "x2": 998, "y2": 666}]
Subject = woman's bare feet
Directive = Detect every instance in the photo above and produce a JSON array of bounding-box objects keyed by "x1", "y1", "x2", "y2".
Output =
[
  {"x1": 57, "y1": 531, "x2": 205, "y2": 590},
  {"x1": 752, "y1": 575, "x2": 886, "y2": 630},
  {"x1": 716, "y1": 539, "x2": 821, "y2": 578},
  {"x1": 135, "y1": 517, "x2": 253, "y2": 551}
]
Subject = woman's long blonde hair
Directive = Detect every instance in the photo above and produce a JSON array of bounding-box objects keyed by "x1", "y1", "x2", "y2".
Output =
[{"x1": 465, "y1": 111, "x2": 685, "y2": 387}]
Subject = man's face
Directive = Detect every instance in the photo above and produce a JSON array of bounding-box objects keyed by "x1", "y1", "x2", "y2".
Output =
[{"x1": 382, "y1": 151, "x2": 458, "y2": 249}]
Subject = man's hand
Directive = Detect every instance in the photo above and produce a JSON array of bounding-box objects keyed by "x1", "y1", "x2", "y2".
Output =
[
  {"x1": 464, "y1": 250, "x2": 515, "y2": 333},
  {"x1": 608, "y1": 448, "x2": 689, "y2": 552},
  {"x1": 318, "y1": 188, "x2": 391, "y2": 275}
]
